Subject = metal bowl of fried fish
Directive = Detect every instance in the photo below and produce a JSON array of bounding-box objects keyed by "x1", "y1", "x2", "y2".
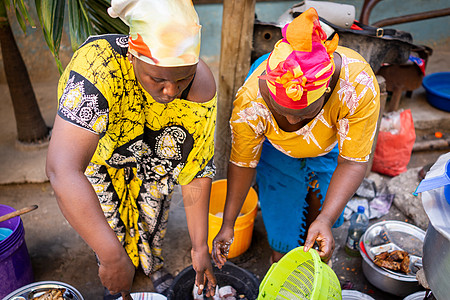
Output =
[
  {"x1": 3, "y1": 281, "x2": 84, "y2": 300},
  {"x1": 359, "y1": 220, "x2": 426, "y2": 297}
]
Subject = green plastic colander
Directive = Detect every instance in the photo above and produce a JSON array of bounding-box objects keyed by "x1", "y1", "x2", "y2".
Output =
[{"x1": 257, "y1": 246, "x2": 341, "y2": 300}]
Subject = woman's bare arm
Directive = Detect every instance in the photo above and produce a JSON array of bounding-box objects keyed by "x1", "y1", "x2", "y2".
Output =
[
  {"x1": 211, "y1": 163, "x2": 256, "y2": 267},
  {"x1": 182, "y1": 177, "x2": 217, "y2": 297},
  {"x1": 46, "y1": 115, "x2": 135, "y2": 294}
]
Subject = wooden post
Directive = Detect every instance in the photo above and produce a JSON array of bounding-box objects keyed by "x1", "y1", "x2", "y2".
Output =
[{"x1": 214, "y1": 0, "x2": 256, "y2": 179}]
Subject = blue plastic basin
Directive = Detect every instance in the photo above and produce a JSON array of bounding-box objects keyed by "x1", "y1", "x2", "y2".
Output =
[{"x1": 422, "y1": 72, "x2": 450, "y2": 112}]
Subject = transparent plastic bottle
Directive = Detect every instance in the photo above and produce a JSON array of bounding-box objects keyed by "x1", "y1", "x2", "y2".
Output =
[{"x1": 345, "y1": 206, "x2": 369, "y2": 256}]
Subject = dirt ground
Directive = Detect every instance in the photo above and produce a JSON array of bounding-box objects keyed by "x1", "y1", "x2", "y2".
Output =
[
  {"x1": 0, "y1": 44, "x2": 449, "y2": 299},
  {"x1": 1, "y1": 151, "x2": 447, "y2": 299}
]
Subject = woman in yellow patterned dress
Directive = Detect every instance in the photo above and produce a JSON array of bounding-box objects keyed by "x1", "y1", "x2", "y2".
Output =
[
  {"x1": 46, "y1": 0, "x2": 217, "y2": 298},
  {"x1": 212, "y1": 8, "x2": 380, "y2": 267}
]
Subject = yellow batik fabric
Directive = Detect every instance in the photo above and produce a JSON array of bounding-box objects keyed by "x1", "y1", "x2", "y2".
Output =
[
  {"x1": 57, "y1": 34, "x2": 216, "y2": 274},
  {"x1": 230, "y1": 46, "x2": 379, "y2": 168}
]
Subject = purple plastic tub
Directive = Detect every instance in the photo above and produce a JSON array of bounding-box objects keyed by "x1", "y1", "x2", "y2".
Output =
[
  {"x1": 422, "y1": 72, "x2": 450, "y2": 112},
  {"x1": 0, "y1": 204, "x2": 34, "y2": 299}
]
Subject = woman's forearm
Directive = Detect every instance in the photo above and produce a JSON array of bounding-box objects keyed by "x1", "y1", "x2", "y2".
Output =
[
  {"x1": 46, "y1": 116, "x2": 127, "y2": 264},
  {"x1": 182, "y1": 177, "x2": 212, "y2": 251},
  {"x1": 221, "y1": 163, "x2": 256, "y2": 228},
  {"x1": 318, "y1": 157, "x2": 368, "y2": 225}
]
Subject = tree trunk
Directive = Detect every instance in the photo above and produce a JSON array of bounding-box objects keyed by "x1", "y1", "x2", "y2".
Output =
[{"x1": 0, "y1": 2, "x2": 49, "y2": 143}]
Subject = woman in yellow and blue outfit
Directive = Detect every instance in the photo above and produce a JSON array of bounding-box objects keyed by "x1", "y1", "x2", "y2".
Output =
[
  {"x1": 212, "y1": 8, "x2": 380, "y2": 267},
  {"x1": 46, "y1": 0, "x2": 218, "y2": 298}
]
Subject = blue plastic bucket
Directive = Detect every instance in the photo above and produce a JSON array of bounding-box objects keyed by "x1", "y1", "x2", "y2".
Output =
[{"x1": 0, "y1": 204, "x2": 34, "y2": 299}]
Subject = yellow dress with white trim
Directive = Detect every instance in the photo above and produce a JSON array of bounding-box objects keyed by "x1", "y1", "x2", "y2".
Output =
[
  {"x1": 230, "y1": 46, "x2": 380, "y2": 167},
  {"x1": 57, "y1": 34, "x2": 216, "y2": 275}
]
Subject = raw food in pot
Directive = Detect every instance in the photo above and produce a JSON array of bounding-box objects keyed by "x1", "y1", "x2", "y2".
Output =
[{"x1": 192, "y1": 284, "x2": 248, "y2": 300}]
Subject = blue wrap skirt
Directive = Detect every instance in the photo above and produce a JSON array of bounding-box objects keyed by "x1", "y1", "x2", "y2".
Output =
[{"x1": 256, "y1": 140, "x2": 344, "y2": 254}]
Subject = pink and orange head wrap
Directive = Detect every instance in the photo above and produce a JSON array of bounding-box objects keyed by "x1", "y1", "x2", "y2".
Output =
[
  {"x1": 260, "y1": 8, "x2": 339, "y2": 109},
  {"x1": 108, "y1": 0, "x2": 201, "y2": 67}
]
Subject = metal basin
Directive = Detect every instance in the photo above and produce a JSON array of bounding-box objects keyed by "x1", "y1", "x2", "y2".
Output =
[
  {"x1": 342, "y1": 290, "x2": 375, "y2": 300},
  {"x1": 359, "y1": 221, "x2": 425, "y2": 297},
  {"x1": 3, "y1": 281, "x2": 84, "y2": 300},
  {"x1": 423, "y1": 222, "x2": 450, "y2": 299}
]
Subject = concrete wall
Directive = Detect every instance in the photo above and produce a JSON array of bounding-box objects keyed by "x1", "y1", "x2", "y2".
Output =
[
  {"x1": 1, "y1": 0, "x2": 449, "y2": 83},
  {"x1": 198, "y1": 0, "x2": 450, "y2": 60}
]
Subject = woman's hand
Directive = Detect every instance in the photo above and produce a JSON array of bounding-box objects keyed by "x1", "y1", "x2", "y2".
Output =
[
  {"x1": 98, "y1": 252, "x2": 135, "y2": 295},
  {"x1": 303, "y1": 216, "x2": 335, "y2": 262},
  {"x1": 211, "y1": 225, "x2": 235, "y2": 269},
  {"x1": 121, "y1": 292, "x2": 133, "y2": 300},
  {"x1": 191, "y1": 246, "x2": 217, "y2": 298}
]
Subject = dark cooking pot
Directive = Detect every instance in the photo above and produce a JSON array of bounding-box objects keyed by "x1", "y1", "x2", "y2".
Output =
[{"x1": 167, "y1": 261, "x2": 260, "y2": 300}]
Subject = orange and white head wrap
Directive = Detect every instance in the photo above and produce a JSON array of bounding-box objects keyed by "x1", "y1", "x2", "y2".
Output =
[
  {"x1": 260, "y1": 8, "x2": 339, "y2": 109},
  {"x1": 108, "y1": 0, "x2": 201, "y2": 67}
]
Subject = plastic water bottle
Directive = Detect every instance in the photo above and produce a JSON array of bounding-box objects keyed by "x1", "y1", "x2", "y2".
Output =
[{"x1": 345, "y1": 206, "x2": 369, "y2": 256}]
